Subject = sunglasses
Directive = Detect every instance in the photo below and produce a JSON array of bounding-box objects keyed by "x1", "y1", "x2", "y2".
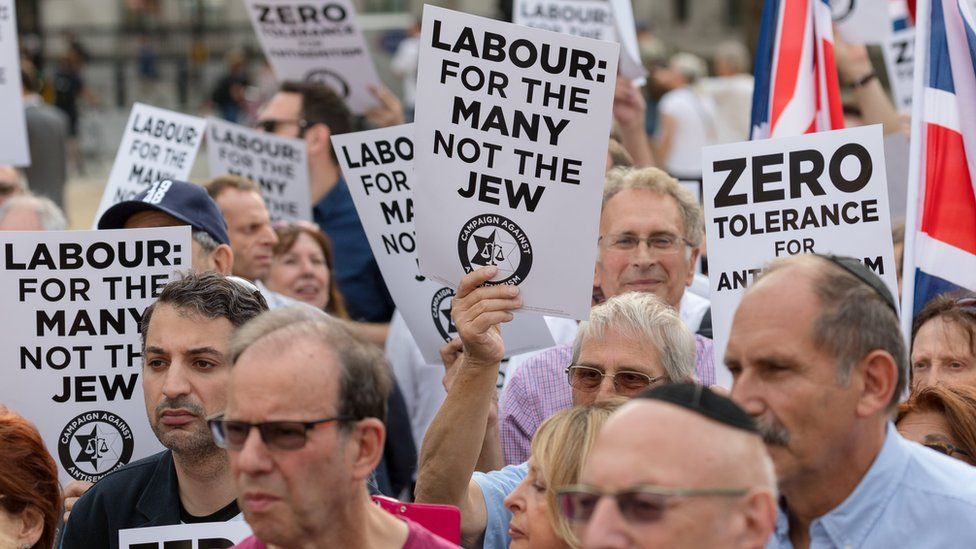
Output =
[
  {"x1": 208, "y1": 415, "x2": 352, "y2": 451},
  {"x1": 556, "y1": 484, "x2": 748, "y2": 524},
  {"x1": 925, "y1": 441, "x2": 972, "y2": 459},
  {"x1": 565, "y1": 365, "x2": 664, "y2": 394},
  {"x1": 254, "y1": 118, "x2": 309, "y2": 134}
]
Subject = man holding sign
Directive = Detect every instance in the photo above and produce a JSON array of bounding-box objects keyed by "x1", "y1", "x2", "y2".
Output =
[{"x1": 61, "y1": 273, "x2": 268, "y2": 549}]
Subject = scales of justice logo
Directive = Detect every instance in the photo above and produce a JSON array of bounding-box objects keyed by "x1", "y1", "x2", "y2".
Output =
[
  {"x1": 58, "y1": 410, "x2": 134, "y2": 482},
  {"x1": 457, "y1": 214, "x2": 533, "y2": 285}
]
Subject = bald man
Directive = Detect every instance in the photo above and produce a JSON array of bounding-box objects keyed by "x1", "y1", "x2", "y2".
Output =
[{"x1": 564, "y1": 383, "x2": 777, "y2": 548}]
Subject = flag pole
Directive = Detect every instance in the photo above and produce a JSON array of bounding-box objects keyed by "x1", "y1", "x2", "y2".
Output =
[{"x1": 900, "y1": 0, "x2": 932, "y2": 342}]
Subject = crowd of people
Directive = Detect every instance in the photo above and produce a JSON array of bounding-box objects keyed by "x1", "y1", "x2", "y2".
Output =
[{"x1": 1, "y1": 13, "x2": 976, "y2": 549}]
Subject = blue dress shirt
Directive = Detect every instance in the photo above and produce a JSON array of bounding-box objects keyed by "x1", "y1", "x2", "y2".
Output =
[{"x1": 768, "y1": 423, "x2": 976, "y2": 548}]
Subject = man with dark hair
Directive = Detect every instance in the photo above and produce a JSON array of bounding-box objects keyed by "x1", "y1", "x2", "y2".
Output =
[
  {"x1": 98, "y1": 179, "x2": 234, "y2": 275},
  {"x1": 216, "y1": 307, "x2": 453, "y2": 548},
  {"x1": 727, "y1": 254, "x2": 976, "y2": 548},
  {"x1": 257, "y1": 81, "x2": 395, "y2": 326},
  {"x1": 60, "y1": 272, "x2": 269, "y2": 549}
]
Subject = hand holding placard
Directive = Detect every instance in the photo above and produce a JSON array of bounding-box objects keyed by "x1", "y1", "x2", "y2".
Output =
[{"x1": 450, "y1": 266, "x2": 520, "y2": 368}]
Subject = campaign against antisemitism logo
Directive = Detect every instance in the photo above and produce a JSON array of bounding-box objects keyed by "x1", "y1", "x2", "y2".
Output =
[
  {"x1": 305, "y1": 68, "x2": 351, "y2": 98},
  {"x1": 457, "y1": 214, "x2": 533, "y2": 285},
  {"x1": 58, "y1": 410, "x2": 135, "y2": 482},
  {"x1": 431, "y1": 287, "x2": 458, "y2": 342}
]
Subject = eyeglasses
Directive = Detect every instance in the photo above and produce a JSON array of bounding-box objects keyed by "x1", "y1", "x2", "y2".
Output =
[
  {"x1": 255, "y1": 118, "x2": 309, "y2": 134},
  {"x1": 925, "y1": 441, "x2": 972, "y2": 459},
  {"x1": 556, "y1": 484, "x2": 749, "y2": 524},
  {"x1": 208, "y1": 415, "x2": 352, "y2": 451},
  {"x1": 598, "y1": 233, "x2": 692, "y2": 254},
  {"x1": 566, "y1": 365, "x2": 664, "y2": 394}
]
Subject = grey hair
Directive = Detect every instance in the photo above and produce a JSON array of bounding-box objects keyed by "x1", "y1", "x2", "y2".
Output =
[
  {"x1": 763, "y1": 255, "x2": 907, "y2": 410},
  {"x1": 140, "y1": 271, "x2": 269, "y2": 349},
  {"x1": 0, "y1": 194, "x2": 67, "y2": 230},
  {"x1": 572, "y1": 292, "x2": 696, "y2": 383},
  {"x1": 603, "y1": 167, "x2": 705, "y2": 247},
  {"x1": 191, "y1": 228, "x2": 220, "y2": 253},
  {"x1": 229, "y1": 307, "x2": 392, "y2": 425},
  {"x1": 713, "y1": 40, "x2": 751, "y2": 73}
]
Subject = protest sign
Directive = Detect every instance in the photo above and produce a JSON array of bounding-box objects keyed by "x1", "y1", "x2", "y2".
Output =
[
  {"x1": 333, "y1": 124, "x2": 555, "y2": 363},
  {"x1": 119, "y1": 522, "x2": 252, "y2": 549},
  {"x1": 93, "y1": 103, "x2": 206, "y2": 226},
  {"x1": 244, "y1": 0, "x2": 382, "y2": 114},
  {"x1": 702, "y1": 125, "x2": 897, "y2": 386},
  {"x1": 206, "y1": 117, "x2": 312, "y2": 223},
  {"x1": 413, "y1": 6, "x2": 619, "y2": 320},
  {"x1": 0, "y1": 0, "x2": 30, "y2": 166},
  {"x1": 513, "y1": 0, "x2": 617, "y2": 41},
  {"x1": 832, "y1": 0, "x2": 891, "y2": 44},
  {"x1": 608, "y1": 0, "x2": 647, "y2": 84},
  {"x1": 881, "y1": 27, "x2": 914, "y2": 113},
  {"x1": 0, "y1": 227, "x2": 191, "y2": 484}
]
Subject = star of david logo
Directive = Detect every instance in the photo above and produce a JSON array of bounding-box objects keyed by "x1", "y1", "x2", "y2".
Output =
[
  {"x1": 470, "y1": 229, "x2": 519, "y2": 275},
  {"x1": 440, "y1": 305, "x2": 457, "y2": 335},
  {"x1": 73, "y1": 424, "x2": 120, "y2": 470}
]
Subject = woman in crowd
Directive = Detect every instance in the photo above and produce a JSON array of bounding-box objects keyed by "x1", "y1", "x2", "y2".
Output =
[
  {"x1": 265, "y1": 222, "x2": 348, "y2": 317},
  {"x1": 897, "y1": 384, "x2": 976, "y2": 466},
  {"x1": 504, "y1": 400, "x2": 622, "y2": 548},
  {"x1": 0, "y1": 407, "x2": 61, "y2": 549},
  {"x1": 911, "y1": 292, "x2": 976, "y2": 390}
]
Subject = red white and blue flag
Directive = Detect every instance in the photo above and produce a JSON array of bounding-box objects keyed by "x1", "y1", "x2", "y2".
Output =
[
  {"x1": 750, "y1": 0, "x2": 845, "y2": 139},
  {"x1": 902, "y1": 0, "x2": 976, "y2": 323}
]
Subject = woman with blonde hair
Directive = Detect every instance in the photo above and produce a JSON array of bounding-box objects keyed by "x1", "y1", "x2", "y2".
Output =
[{"x1": 503, "y1": 400, "x2": 623, "y2": 548}]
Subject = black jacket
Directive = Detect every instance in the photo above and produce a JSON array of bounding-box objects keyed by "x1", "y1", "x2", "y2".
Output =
[{"x1": 60, "y1": 450, "x2": 181, "y2": 549}]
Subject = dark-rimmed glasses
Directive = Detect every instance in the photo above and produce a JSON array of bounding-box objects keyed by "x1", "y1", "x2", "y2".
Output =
[
  {"x1": 556, "y1": 484, "x2": 749, "y2": 523},
  {"x1": 598, "y1": 233, "x2": 692, "y2": 254},
  {"x1": 255, "y1": 118, "x2": 309, "y2": 135},
  {"x1": 566, "y1": 365, "x2": 664, "y2": 394},
  {"x1": 208, "y1": 416, "x2": 353, "y2": 451},
  {"x1": 925, "y1": 441, "x2": 972, "y2": 459}
]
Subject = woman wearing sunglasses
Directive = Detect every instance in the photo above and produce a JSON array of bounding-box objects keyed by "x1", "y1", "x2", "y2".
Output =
[
  {"x1": 897, "y1": 384, "x2": 976, "y2": 466},
  {"x1": 503, "y1": 400, "x2": 622, "y2": 548},
  {"x1": 264, "y1": 222, "x2": 348, "y2": 317}
]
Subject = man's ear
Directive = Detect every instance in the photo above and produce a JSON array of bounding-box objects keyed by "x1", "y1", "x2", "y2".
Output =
[
  {"x1": 854, "y1": 349, "x2": 899, "y2": 418},
  {"x1": 347, "y1": 418, "x2": 386, "y2": 481},
  {"x1": 305, "y1": 123, "x2": 333, "y2": 157},
  {"x1": 685, "y1": 246, "x2": 701, "y2": 286},
  {"x1": 736, "y1": 488, "x2": 778, "y2": 549},
  {"x1": 212, "y1": 244, "x2": 234, "y2": 276}
]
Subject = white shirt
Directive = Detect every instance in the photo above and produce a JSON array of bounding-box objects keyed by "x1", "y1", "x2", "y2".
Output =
[{"x1": 658, "y1": 86, "x2": 717, "y2": 178}]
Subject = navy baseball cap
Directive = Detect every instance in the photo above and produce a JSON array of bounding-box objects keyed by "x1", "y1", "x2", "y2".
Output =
[{"x1": 97, "y1": 180, "x2": 230, "y2": 245}]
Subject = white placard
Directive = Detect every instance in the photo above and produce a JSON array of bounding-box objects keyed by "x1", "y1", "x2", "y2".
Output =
[
  {"x1": 832, "y1": 0, "x2": 891, "y2": 44},
  {"x1": 93, "y1": 104, "x2": 206, "y2": 226},
  {"x1": 608, "y1": 0, "x2": 648, "y2": 84},
  {"x1": 0, "y1": 0, "x2": 30, "y2": 166},
  {"x1": 119, "y1": 521, "x2": 252, "y2": 549},
  {"x1": 513, "y1": 0, "x2": 617, "y2": 41},
  {"x1": 244, "y1": 0, "x2": 382, "y2": 114},
  {"x1": 0, "y1": 227, "x2": 191, "y2": 484},
  {"x1": 881, "y1": 27, "x2": 914, "y2": 113},
  {"x1": 702, "y1": 125, "x2": 897, "y2": 386},
  {"x1": 413, "y1": 6, "x2": 619, "y2": 320},
  {"x1": 206, "y1": 117, "x2": 312, "y2": 223},
  {"x1": 333, "y1": 124, "x2": 556, "y2": 363}
]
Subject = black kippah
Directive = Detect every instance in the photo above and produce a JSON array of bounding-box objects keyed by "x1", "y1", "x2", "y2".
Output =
[
  {"x1": 814, "y1": 253, "x2": 899, "y2": 315},
  {"x1": 637, "y1": 383, "x2": 759, "y2": 434}
]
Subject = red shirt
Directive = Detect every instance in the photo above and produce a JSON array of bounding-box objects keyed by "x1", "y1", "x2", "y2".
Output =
[{"x1": 233, "y1": 517, "x2": 458, "y2": 548}]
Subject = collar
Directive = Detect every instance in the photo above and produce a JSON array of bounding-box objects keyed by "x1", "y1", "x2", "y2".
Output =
[
  {"x1": 775, "y1": 423, "x2": 909, "y2": 547},
  {"x1": 135, "y1": 450, "x2": 183, "y2": 525}
]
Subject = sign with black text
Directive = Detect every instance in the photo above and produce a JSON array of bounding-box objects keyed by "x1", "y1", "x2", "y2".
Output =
[
  {"x1": 244, "y1": 0, "x2": 382, "y2": 114},
  {"x1": 206, "y1": 117, "x2": 312, "y2": 222},
  {"x1": 702, "y1": 125, "x2": 897, "y2": 386},
  {"x1": 333, "y1": 125, "x2": 555, "y2": 363},
  {"x1": 119, "y1": 522, "x2": 252, "y2": 549},
  {"x1": 94, "y1": 104, "x2": 206, "y2": 226},
  {"x1": 413, "y1": 6, "x2": 618, "y2": 320},
  {"x1": 0, "y1": 0, "x2": 30, "y2": 166},
  {"x1": 513, "y1": 0, "x2": 617, "y2": 41},
  {"x1": 881, "y1": 27, "x2": 914, "y2": 113},
  {"x1": 0, "y1": 227, "x2": 191, "y2": 484}
]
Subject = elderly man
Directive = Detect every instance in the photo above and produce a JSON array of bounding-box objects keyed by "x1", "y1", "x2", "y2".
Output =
[
  {"x1": 727, "y1": 254, "x2": 976, "y2": 548},
  {"x1": 0, "y1": 193, "x2": 67, "y2": 230},
  {"x1": 98, "y1": 179, "x2": 233, "y2": 275},
  {"x1": 61, "y1": 272, "x2": 269, "y2": 549},
  {"x1": 214, "y1": 308, "x2": 452, "y2": 548},
  {"x1": 415, "y1": 266, "x2": 696, "y2": 547},
  {"x1": 566, "y1": 383, "x2": 777, "y2": 548},
  {"x1": 257, "y1": 81, "x2": 395, "y2": 325},
  {"x1": 499, "y1": 166, "x2": 713, "y2": 464}
]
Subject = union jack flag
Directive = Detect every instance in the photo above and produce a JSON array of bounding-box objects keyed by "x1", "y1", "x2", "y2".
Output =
[
  {"x1": 902, "y1": 0, "x2": 976, "y2": 320},
  {"x1": 750, "y1": 0, "x2": 845, "y2": 139}
]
